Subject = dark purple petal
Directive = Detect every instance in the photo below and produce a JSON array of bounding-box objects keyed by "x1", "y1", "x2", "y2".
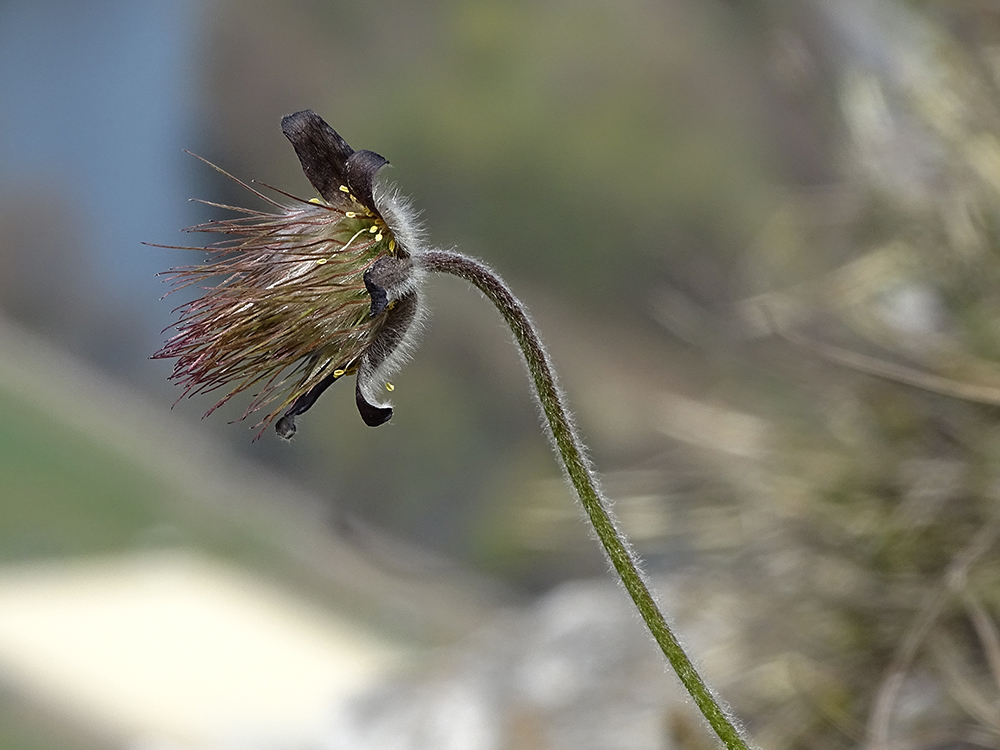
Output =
[
  {"x1": 363, "y1": 256, "x2": 414, "y2": 318},
  {"x1": 364, "y1": 272, "x2": 389, "y2": 319},
  {"x1": 355, "y1": 382, "x2": 393, "y2": 427},
  {"x1": 353, "y1": 291, "x2": 420, "y2": 427},
  {"x1": 281, "y1": 110, "x2": 355, "y2": 204},
  {"x1": 345, "y1": 149, "x2": 389, "y2": 216},
  {"x1": 281, "y1": 110, "x2": 388, "y2": 215},
  {"x1": 275, "y1": 368, "x2": 345, "y2": 439}
]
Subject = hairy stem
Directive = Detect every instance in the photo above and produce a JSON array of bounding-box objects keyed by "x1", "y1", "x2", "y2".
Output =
[{"x1": 419, "y1": 248, "x2": 750, "y2": 750}]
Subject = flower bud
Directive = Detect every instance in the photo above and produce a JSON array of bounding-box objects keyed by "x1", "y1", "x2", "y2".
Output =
[{"x1": 155, "y1": 110, "x2": 425, "y2": 439}]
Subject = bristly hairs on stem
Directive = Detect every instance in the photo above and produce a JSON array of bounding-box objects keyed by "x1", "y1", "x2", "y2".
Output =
[{"x1": 417, "y1": 249, "x2": 753, "y2": 750}]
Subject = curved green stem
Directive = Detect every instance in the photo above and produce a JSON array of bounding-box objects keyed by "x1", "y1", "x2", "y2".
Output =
[{"x1": 419, "y1": 248, "x2": 751, "y2": 750}]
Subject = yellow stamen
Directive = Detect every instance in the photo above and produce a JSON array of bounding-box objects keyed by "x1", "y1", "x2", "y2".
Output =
[
  {"x1": 345, "y1": 211, "x2": 356, "y2": 218},
  {"x1": 334, "y1": 369, "x2": 346, "y2": 377},
  {"x1": 374, "y1": 233, "x2": 383, "y2": 242},
  {"x1": 369, "y1": 225, "x2": 379, "y2": 233},
  {"x1": 385, "y1": 382, "x2": 395, "y2": 392},
  {"x1": 309, "y1": 197, "x2": 323, "y2": 204},
  {"x1": 339, "y1": 185, "x2": 350, "y2": 193},
  {"x1": 316, "y1": 258, "x2": 328, "y2": 265},
  {"x1": 388, "y1": 239, "x2": 396, "y2": 252}
]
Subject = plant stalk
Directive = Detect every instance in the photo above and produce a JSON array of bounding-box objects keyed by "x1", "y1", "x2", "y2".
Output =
[{"x1": 419, "y1": 248, "x2": 751, "y2": 750}]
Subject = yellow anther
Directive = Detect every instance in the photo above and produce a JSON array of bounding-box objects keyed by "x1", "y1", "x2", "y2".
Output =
[
  {"x1": 308, "y1": 197, "x2": 323, "y2": 204},
  {"x1": 345, "y1": 211, "x2": 356, "y2": 218},
  {"x1": 385, "y1": 382, "x2": 395, "y2": 392},
  {"x1": 316, "y1": 258, "x2": 328, "y2": 265},
  {"x1": 333, "y1": 369, "x2": 346, "y2": 377},
  {"x1": 374, "y1": 233, "x2": 383, "y2": 242},
  {"x1": 369, "y1": 225, "x2": 379, "y2": 233},
  {"x1": 339, "y1": 185, "x2": 350, "y2": 193},
  {"x1": 388, "y1": 239, "x2": 396, "y2": 252}
]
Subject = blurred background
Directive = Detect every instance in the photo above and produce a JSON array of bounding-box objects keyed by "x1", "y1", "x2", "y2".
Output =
[{"x1": 5, "y1": 0, "x2": 1000, "y2": 748}]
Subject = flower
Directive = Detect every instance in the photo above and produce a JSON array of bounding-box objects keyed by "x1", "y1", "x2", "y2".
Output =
[{"x1": 155, "y1": 110, "x2": 425, "y2": 439}]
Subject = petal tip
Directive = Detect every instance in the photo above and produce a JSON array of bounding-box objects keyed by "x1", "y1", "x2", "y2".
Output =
[
  {"x1": 356, "y1": 386, "x2": 393, "y2": 427},
  {"x1": 275, "y1": 414, "x2": 297, "y2": 440}
]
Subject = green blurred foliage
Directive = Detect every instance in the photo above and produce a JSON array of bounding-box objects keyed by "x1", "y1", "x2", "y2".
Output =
[{"x1": 0, "y1": 389, "x2": 172, "y2": 562}]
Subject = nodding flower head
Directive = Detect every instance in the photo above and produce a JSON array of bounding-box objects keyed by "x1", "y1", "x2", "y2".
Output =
[{"x1": 154, "y1": 110, "x2": 425, "y2": 439}]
